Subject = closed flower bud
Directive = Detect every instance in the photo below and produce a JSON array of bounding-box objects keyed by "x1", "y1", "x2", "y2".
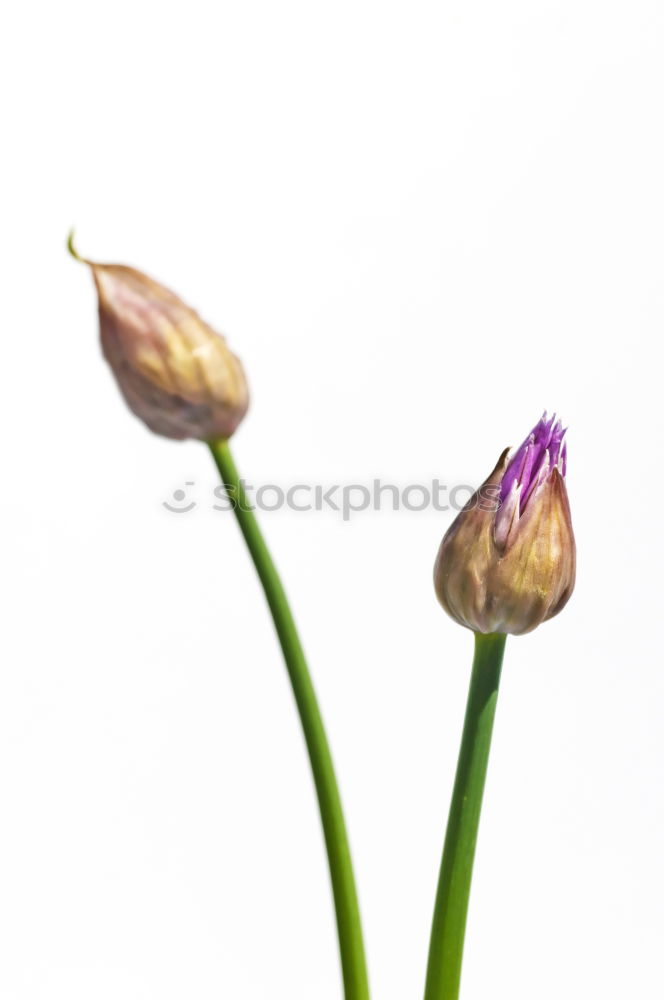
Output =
[
  {"x1": 70, "y1": 235, "x2": 249, "y2": 441},
  {"x1": 434, "y1": 414, "x2": 576, "y2": 635}
]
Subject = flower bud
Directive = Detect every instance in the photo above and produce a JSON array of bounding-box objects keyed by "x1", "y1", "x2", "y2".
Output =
[
  {"x1": 71, "y1": 236, "x2": 249, "y2": 441},
  {"x1": 434, "y1": 414, "x2": 576, "y2": 635}
]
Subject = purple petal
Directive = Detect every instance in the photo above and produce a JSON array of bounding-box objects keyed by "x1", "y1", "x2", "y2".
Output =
[{"x1": 500, "y1": 413, "x2": 568, "y2": 512}]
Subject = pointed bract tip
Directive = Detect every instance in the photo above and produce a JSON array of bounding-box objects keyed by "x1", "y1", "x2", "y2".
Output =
[{"x1": 67, "y1": 229, "x2": 84, "y2": 263}]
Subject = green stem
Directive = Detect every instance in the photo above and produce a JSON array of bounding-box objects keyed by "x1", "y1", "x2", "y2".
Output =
[
  {"x1": 208, "y1": 438, "x2": 370, "y2": 1000},
  {"x1": 424, "y1": 631, "x2": 507, "y2": 1000}
]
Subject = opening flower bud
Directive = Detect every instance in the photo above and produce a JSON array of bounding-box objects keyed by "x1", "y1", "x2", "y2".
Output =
[
  {"x1": 434, "y1": 414, "x2": 576, "y2": 635},
  {"x1": 71, "y1": 236, "x2": 249, "y2": 441}
]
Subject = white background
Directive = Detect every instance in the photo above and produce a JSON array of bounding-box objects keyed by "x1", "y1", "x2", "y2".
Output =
[{"x1": 2, "y1": 2, "x2": 663, "y2": 998}]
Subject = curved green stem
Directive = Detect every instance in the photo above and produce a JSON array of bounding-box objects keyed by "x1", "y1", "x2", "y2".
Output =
[
  {"x1": 208, "y1": 438, "x2": 370, "y2": 1000},
  {"x1": 424, "y1": 631, "x2": 507, "y2": 1000}
]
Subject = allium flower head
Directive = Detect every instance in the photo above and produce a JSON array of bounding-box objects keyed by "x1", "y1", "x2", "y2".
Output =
[
  {"x1": 434, "y1": 414, "x2": 576, "y2": 636},
  {"x1": 70, "y1": 235, "x2": 249, "y2": 442},
  {"x1": 494, "y1": 413, "x2": 567, "y2": 550}
]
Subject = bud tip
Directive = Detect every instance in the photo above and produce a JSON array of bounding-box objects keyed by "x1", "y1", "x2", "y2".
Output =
[{"x1": 67, "y1": 229, "x2": 85, "y2": 264}]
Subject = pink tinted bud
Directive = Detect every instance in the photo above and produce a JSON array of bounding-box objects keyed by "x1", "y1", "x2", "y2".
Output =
[{"x1": 71, "y1": 235, "x2": 249, "y2": 442}]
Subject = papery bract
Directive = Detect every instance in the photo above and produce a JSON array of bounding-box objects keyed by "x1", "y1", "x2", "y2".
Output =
[{"x1": 76, "y1": 243, "x2": 249, "y2": 441}]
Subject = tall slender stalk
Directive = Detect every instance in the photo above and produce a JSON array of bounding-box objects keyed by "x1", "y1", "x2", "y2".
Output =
[
  {"x1": 209, "y1": 438, "x2": 370, "y2": 1000},
  {"x1": 424, "y1": 631, "x2": 507, "y2": 1000}
]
